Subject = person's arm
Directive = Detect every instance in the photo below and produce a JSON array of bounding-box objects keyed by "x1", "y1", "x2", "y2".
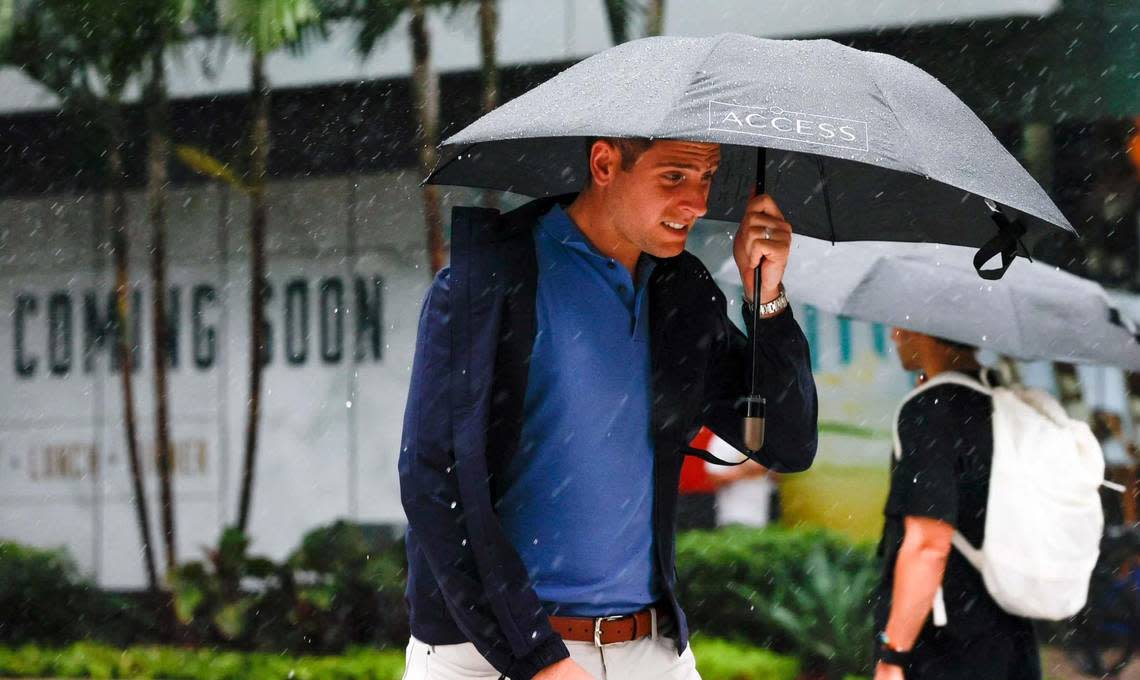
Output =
[
  {"x1": 700, "y1": 194, "x2": 817, "y2": 472},
  {"x1": 399, "y1": 269, "x2": 576, "y2": 680},
  {"x1": 874, "y1": 388, "x2": 967, "y2": 679},
  {"x1": 873, "y1": 516, "x2": 953, "y2": 680}
]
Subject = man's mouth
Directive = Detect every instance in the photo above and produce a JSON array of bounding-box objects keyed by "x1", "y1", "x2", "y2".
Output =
[{"x1": 663, "y1": 220, "x2": 688, "y2": 232}]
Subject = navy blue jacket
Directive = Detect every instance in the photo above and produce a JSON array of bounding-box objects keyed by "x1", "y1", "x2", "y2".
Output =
[{"x1": 398, "y1": 197, "x2": 818, "y2": 679}]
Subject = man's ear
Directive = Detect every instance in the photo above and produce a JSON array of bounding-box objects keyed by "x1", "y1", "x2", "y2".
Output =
[{"x1": 589, "y1": 140, "x2": 619, "y2": 187}]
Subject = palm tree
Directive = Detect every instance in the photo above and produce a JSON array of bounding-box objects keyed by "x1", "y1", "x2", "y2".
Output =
[
  {"x1": 478, "y1": 0, "x2": 497, "y2": 115},
  {"x1": 601, "y1": 0, "x2": 628, "y2": 45},
  {"x1": 603, "y1": 0, "x2": 664, "y2": 42},
  {"x1": 476, "y1": 0, "x2": 498, "y2": 211},
  {"x1": 644, "y1": 0, "x2": 664, "y2": 37},
  {"x1": 1, "y1": 0, "x2": 163, "y2": 589},
  {"x1": 221, "y1": 0, "x2": 321, "y2": 533},
  {"x1": 142, "y1": 0, "x2": 195, "y2": 572},
  {"x1": 409, "y1": 0, "x2": 445, "y2": 273}
]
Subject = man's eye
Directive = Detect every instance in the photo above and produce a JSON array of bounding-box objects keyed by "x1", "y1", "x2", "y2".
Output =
[{"x1": 663, "y1": 173, "x2": 684, "y2": 182}]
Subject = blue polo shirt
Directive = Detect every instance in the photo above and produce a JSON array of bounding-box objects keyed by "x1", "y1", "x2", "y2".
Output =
[{"x1": 495, "y1": 205, "x2": 660, "y2": 616}]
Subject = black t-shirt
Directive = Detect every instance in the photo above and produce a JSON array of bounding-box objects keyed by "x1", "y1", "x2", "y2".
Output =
[{"x1": 874, "y1": 371, "x2": 1029, "y2": 641}]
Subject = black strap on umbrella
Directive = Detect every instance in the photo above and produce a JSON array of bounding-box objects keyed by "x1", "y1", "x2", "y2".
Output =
[
  {"x1": 1109, "y1": 307, "x2": 1140, "y2": 345},
  {"x1": 974, "y1": 210, "x2": 1027, "y2": 280},
  {"x1": 740, "y1": 148, "x2": 767, "y2": 453}
]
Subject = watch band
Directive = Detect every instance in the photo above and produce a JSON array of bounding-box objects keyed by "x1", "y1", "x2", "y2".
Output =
[
  {"x1": 878, "y1": 645, "x2": 912, "y2": 668},
  {"x1": 745, "y1": 283, "x2": 788, "y2": 318},
  {"x1": 875, "y1": 631, "x2": 912, "y2": 669}
]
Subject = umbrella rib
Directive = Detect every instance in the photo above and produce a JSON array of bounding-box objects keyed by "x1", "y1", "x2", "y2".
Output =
[
  {"x1": 652, "y1": 33, "x2": 733, "y2": 139},
  {"x1": 815, "y1": 156, "x2": 837, "y2": 244},
  {"x1": 424, "y1": 143, "x2": 477, "y2": 186},
  {"x1": 859, "y1": 54, "x2": 927, "y2": 179}
]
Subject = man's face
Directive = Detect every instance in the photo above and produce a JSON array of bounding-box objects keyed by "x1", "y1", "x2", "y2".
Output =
[{"x1": 604, "y1": 140, "x2": 720, "y2": 259}]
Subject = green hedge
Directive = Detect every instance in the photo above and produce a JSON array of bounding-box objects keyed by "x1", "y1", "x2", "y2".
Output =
[
  {"x1": 0, "y1": 640, "x2": 798, "y2": 680},
  {"x1": 691, "y1": 637, "x2": 800, "y2": 679},
  {"x1": 1, "y1": 524, "x2": 881, "y2": 677},
  {"x1": 0, "y1": 543, "x2": 148, "y2": 646},
  {"x1": 0, "y1": 643, "x2": 405, "y2": 680},
  {"x1": 676, "y1": 525, "x2": 879, "y2": 678}
]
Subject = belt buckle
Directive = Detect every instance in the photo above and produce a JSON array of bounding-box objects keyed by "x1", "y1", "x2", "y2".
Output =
[{"x1": 593, "y1": 615, "x2": 625, "y2": 647}]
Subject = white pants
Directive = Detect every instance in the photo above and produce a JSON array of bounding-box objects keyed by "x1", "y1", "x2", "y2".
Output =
[{"x1": 402, "y1": 635, "x2": 702, "y2": 680}]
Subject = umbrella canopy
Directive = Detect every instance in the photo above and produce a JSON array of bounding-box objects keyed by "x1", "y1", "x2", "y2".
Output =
[
  {"x1": 429, "y1": 33, "x2": 1075, "y2": 266},
  {"x1": 714, "y1": 239, "x2": 1140, "y2": 370}
]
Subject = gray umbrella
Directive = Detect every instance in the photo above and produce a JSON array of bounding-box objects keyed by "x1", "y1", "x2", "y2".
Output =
[
  {"x1": 714, "y1": 239, "x2": 1140, "y2": 370},
  {"x1": 429, "y1": 33, "x2": 1075, "y2": 269}
]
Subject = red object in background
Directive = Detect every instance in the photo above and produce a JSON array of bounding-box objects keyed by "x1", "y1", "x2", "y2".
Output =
[
  {"x1": 1129, "y1": 118, "x2": 1140, "y2": 180},
  {"x1": 679, "y1": 427, "x2": 716, "y2": 494}
]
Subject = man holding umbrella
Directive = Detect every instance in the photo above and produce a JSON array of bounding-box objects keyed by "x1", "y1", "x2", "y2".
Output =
[{"x1": 398, "y1": 135, "x2": 818, "y2": 680}]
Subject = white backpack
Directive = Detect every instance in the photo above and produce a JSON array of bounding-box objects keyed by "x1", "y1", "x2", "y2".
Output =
[{"x1": 891, "y1": 371, "x2": 1106, "y2": 622}]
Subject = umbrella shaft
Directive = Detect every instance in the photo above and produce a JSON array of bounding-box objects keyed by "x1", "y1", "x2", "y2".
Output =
[
  {"x1": 750, "y1": 264, "x2": 763, "y2": 391},
  {"x1": 750, "y1": 147, "x2": 766, "y2": 397}
]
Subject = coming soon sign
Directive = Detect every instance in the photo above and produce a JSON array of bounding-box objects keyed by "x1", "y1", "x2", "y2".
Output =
[{"x1": 0, "y1": 177, "x2": 433, "y2": 588}]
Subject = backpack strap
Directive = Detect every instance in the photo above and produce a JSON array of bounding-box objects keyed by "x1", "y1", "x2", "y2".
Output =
[{"x1": 890, "y1": 372, "x2": 991, "y2": 460}]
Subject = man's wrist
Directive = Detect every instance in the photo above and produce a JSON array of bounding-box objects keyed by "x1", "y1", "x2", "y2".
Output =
[{"x1": 742, "y1": 285, "x2": 782, "y2": 306}]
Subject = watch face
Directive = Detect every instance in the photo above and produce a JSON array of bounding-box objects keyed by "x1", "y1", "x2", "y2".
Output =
[{"x1": 876, "y1": 631, "x2": 890, "y2": 646}]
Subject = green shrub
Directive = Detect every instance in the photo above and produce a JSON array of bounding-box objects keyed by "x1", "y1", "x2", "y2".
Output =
[
  {"x1": 285, "y1": 520, "x2": 409, "y2": 651},
  {"x1": 169, "y1": 522, "x2": 408, "y2": 652},
  {"x1": 168, "y1": 527, "x2": 288, "y2": 648},
  {"x1": 677, "y1": 525, "x2": 879, "y2": 678},
  {"x1": 0, "y1": 643, "x2": 407, "y2": 680},
  {"x1": 691, "y1": 637, "x2": 800, "y2": 680},
  {"x1": 0, "y1": 542, "x2": 134, "y2": 646}
]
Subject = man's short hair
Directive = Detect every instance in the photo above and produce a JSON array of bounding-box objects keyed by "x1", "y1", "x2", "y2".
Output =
[
  {"x1": 934, "y1": 335, "x2": 978, "y2": 354},
  {"x1": 586, "y1": 137, "x2": 654, "y2": 172}
]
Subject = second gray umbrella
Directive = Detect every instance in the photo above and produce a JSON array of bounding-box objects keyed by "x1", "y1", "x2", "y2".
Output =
[{"x1": 715, "y1": 239, "x2": 1140, "y2": 370}]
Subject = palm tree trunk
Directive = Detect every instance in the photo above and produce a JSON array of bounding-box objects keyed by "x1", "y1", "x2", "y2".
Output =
[
  {"x1": 478, "y1": 0, "x2": 498, "y2": 211},
  {"x1": 645, "y1": 0, "x2": 664, "y2": 37},
  {"x1": 410, "y1": 0, "x2": 444, "y2": 274},
  {"x1": 478, "y1": 0, "x2": 498, "y2": 115},
  {"x1": 146, "y1": 45, "x2": 177, "y2": 571},
  {"x1": 238, "y1": 49, "x2": 269, "y2": 532},
  {"x1": 109, "y1": 98, "x2": 159, "y2": 591},
  {"x1": 602, "y1": 0, "x2": 628, "y2": 45}
]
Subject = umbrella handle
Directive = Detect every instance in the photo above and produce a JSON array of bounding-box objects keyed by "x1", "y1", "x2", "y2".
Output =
[{"x1": 742, "y1": 263, "x2": 766, "y2": 452}]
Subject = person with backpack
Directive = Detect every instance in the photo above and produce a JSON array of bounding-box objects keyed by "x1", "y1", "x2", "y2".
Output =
[
  {"x1": 399, "y1": 138, "x2": 818, "y2": 680},
  {"x1": 873, "y1": 328, "x2": 1104, "y2": 680}
]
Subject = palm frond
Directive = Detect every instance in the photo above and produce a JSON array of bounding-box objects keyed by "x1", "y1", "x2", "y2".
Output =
[{"x1": 222, "y1": 0, "x2": 321, "y2": 54}]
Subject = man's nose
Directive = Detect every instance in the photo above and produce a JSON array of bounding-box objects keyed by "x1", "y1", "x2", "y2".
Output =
[{"x1": 678, "y1": 185, "x2": 710, "y2": 219}]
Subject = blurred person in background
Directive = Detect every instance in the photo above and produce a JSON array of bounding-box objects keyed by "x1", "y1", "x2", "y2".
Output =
[{"x1": 872, "y1": 329, "x2": 1039, "y2": 680}]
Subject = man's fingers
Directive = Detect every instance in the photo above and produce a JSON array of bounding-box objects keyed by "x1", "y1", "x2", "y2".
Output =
[
  {"x1": 743, "y1": 232, "x2": 791, "y2": 268},
  {"x1": 741, "y1": 211, "x2": 793, "y2": 234},
  {"x1": 746, "y1": 193, "x2": 788, "y2": 222}
]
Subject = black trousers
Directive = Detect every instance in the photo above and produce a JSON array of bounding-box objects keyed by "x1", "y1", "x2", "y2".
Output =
[{"x1": 905, "y1": 620, "x2": 1041, "y2": 680}]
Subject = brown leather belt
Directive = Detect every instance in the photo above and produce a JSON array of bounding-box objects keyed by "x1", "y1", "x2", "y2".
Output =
[{"x1": 549, "y1": 607, "x2": 659, "y2": 646}]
